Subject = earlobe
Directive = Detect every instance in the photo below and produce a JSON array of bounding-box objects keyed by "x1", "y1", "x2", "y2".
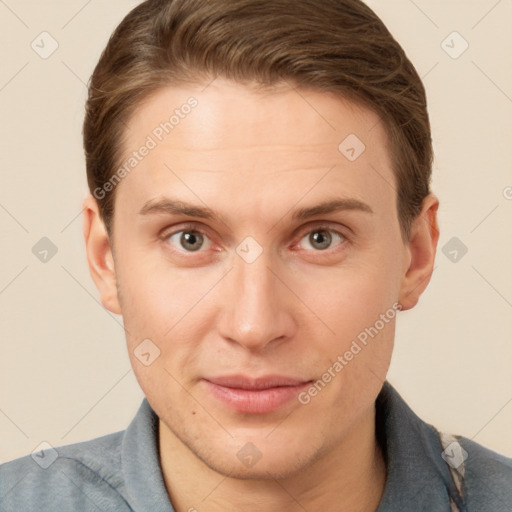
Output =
[
  {"x1": 82, "y1": 194, "x2": 122, "y2": 315},
  {"x1": 398, "y1": 193, "x2": 440, "y2": 311}
]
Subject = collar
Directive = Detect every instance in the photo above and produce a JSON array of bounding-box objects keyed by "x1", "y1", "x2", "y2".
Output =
[
  {"x1": 122, "y1": 398, "x2": 176, "y2": 511},
  {"x1": 376, "y1": 381, "x2": 457, "y2": 510}
]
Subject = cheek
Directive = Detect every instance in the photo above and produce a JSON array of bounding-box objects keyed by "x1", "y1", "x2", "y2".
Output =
[
  {"x1": 115, "y1": 253, "x2": 222, "y2": 382},
  {"x1": 287, "y1": 252, "x2": 400, "y2": 386},
  {"x1": 116, "y1": 248, "x2": 207, "y2": 332},
  {"x1": 295, "y1": 257, "x2": 399, "y2": 328},
  {"x1": 118, "y1": 264, "x2": 207, "y2": 400}
]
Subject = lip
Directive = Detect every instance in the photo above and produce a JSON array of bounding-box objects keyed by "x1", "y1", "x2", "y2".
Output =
[{"x1": 202, "y1": 375, "x2": 312, "y2": 414}]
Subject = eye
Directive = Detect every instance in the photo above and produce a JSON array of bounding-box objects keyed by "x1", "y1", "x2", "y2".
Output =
[
  {"x1": 298, "y1": 227, "x2": 346, "y2": 251},
  {"x1": 166, "y1": 228, "x2": 212, "y2": 252},
  {"x1": 162, "y1": 224, "x2": 346, "y2": 256}
]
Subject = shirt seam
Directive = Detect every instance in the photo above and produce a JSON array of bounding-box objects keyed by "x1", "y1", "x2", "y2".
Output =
[{"x1": 55, "y1": 455, "x2": 133, "y2": 510}]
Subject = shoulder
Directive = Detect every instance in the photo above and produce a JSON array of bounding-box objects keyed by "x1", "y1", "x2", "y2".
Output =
[
  {"x1": 455, "y1": 435, "x2": 512, "y2": 510},
  {"x1": 0, "y1": 430, "x2": 132, "y2": 512},
  {"x1": 376, "y1": 381, "x2": 512, "y2": 510}
]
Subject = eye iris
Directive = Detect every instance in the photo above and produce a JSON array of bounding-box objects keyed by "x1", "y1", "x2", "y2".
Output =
[
  {"x1": 309, "y1": 230, "x2": 332, "y2": 250},
  {"x1": 181, "y1": 231, "x2": 203, "y2": 251}
]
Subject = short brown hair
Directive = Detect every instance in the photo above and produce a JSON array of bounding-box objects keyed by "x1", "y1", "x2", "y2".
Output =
[{"x1": 83, "y1": 0, "x2": 433, "y2": 239}]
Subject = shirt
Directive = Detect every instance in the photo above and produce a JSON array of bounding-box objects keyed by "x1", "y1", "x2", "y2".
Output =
[{"x1": 1, "y1": 381, "x2": 511, "y2": 511}]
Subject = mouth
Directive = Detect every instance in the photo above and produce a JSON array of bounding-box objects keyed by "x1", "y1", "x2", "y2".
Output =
[{"x1": 202, "y1": 374, "x2": 312, "y2": 414}]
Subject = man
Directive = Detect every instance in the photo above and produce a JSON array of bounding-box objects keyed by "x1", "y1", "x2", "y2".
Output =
[{"x1": 1, "y1": 0, "x2": 511, "y2": 511}]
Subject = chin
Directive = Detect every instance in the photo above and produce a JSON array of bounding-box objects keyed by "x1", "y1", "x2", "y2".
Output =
[
  {"x1": 191, "y1": 435, "x2": 326, "y2": 481},
  {"x1": 202, "y1": 454, "x2": 313, "y2": 481}
]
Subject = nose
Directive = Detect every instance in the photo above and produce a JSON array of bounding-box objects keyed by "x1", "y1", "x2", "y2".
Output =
[{"x1": 217, "y1": 248, "x2": 297, "y2": 352}]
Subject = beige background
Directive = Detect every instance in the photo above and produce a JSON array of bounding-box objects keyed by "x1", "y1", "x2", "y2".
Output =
[{"x1": 0, "y1": 0, "x2": 511, "y2": 463}]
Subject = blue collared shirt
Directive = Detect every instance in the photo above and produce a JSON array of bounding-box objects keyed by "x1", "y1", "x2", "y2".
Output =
[{"x1": 1, "y1": 381, "x2": 511, "y2": 511}]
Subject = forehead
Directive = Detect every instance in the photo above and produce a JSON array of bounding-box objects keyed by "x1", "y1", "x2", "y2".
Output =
[
  {"x1": 114, "y1": 78, "x2": 396, "y2": 226},
  {"x1": 126, "y1": 79, "x2": 387, "y2": 157}
]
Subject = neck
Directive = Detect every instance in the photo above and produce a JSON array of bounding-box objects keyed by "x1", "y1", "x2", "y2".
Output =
[{"x1": 159, "y1": 405, "x2": 386, "y2": 512}]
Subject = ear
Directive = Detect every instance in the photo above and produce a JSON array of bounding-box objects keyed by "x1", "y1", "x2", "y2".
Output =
[
  {"x1": 398, "y1": 193, "x2": 440, "y2": 311},
  {"x1": 82, "y1": 194, "x2": 122, "y2": 314}
]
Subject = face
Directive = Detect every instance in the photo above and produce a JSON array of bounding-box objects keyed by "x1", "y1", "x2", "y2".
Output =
[{"x1": 84, "y1": 78, "x2": 438, "y2": 479}]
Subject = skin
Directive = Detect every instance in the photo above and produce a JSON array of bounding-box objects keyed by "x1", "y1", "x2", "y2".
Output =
[{"x1": 83, "y1": 78, "x2": 439, "y2": 512}]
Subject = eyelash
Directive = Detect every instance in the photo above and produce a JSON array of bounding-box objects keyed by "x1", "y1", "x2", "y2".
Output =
[{"x1": 161, "y1": 222, "x2": 349, "y2": 257}]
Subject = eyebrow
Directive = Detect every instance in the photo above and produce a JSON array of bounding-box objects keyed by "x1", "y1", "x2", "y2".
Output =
[{"x1": 138, "y1": 196, "x2": 373, "y2": 222}]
